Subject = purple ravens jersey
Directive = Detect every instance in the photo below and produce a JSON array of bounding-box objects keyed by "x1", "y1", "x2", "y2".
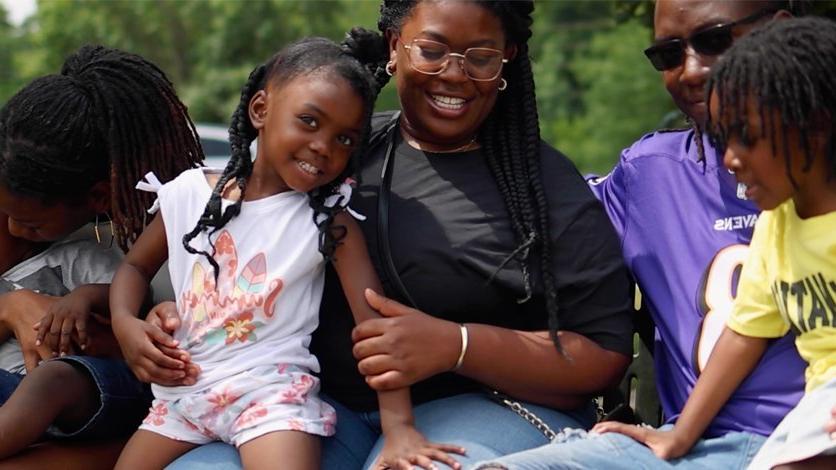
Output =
[{"x1": 588, "y1": 129, "x2": 805, "y2": 438}]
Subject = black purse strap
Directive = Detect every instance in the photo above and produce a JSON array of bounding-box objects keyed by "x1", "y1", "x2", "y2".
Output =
[{"x1": 375, "y1": 114, "x2": 419, "y2": 309}]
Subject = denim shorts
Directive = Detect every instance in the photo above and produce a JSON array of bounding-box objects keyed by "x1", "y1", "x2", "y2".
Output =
[
  {"x1": 46, "y1": 355, "x2": 152, "y2": 440},
  {"x1": 0, "y1": 368, "x2": 25, "y2": 404}
]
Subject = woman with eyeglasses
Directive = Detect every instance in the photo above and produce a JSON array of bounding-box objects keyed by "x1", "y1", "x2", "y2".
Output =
[
  {"x1": 314, "y1": 1, "x2": 634, "y2": 468},
  {"x1": 473, "y1": 1, "x2": 804, "y2": 469},
  {"x1": 165, "y1": 1, "x2": 633, "y2": 469}
]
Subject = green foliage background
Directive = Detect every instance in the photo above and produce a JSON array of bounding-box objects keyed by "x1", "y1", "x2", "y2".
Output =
[{"x1": 1, "y1": 0, "x2": 834, "y2": 174}]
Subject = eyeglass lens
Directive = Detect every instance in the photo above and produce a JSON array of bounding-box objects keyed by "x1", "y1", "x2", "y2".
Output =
[
  {"x1": 644, "y1": 9, "x2": 775, "y2": 71},
  {"x1": 407, "y1": 39, "x2": 505, "y2": 80},
  {"x1": 644, "y1": 25, "x2": 734, "y2": 71}
]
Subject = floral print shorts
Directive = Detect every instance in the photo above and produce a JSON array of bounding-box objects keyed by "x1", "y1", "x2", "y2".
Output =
[{"x1": 139, "y1": 364, "x2": 336, "y2": 447}]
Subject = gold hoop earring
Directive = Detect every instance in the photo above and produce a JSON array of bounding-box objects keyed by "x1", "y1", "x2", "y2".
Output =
[
  {"x1": 385, "y1": 61, "x2": 395, "y2": 76},
  {"x1": 93, "y1": 212, "x2": 115, "y2": 246},
  {"x1": 498, "y1": 78, "x2": 508, "y2": 91},
  {"x1": 94, "y1": 214, "x2": 101, "y2": 244}
]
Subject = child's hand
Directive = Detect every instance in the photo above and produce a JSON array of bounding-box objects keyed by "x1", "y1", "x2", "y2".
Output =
[
  {"x1": 591, "y1": 421, "x2": 691, "y2": 460},
  {"x1": 146, "y1": 301, "x2": 181, "y2": 336},
  {"x1": 145, "y1": 301, "x2": 196, "y2": 370},
  {"x1": 34, "y1": 290, "x2": 91, "y2": 356},
  {"x1": 112, "y1": 312, "x2": 197, "y2": 386},
  {"x1": 827, "y1": 404, "x2": 836, "y2": 438},
  {"x1": 376, "y1": 424, "x2": 466, "y2": 470}
]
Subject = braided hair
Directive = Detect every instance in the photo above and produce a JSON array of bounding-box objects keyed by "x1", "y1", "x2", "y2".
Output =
[
  {"x1": 378, "y1": 0, "x2": 565, "y2": 351},
  {"x1": 706, "y1": 16, "x2": 836, "y2": 184},
  {"x1": 183, "y1": 31, "x2": 388, "y2": 280},
  {"x1": 0, "y1": 45, "x2": 203, "y2": 251}
]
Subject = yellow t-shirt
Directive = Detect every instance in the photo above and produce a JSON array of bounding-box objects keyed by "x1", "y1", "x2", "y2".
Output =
[{"x1": 728, "y1": 199, "x2": 836, "y2": 393}]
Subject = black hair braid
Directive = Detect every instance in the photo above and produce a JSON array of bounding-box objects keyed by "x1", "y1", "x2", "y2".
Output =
[
  {"x1": 182, "y1": 63, "x2": 265, "y2": 280},
  {"x1": 687, "y1": 117, "x2": 708, "y2": 171},
  {"x1": 0, "y1": 45, "x2": 203, "y2": 251},
  {"x1": 707, "y1": 17, "x2": 836, "y2": 185},
  {"x1": 312, "y1": 28, "x2": 387, "y2": 262},
  {"x1": 342, "y1": 27, "x2": 391, "y2": 95},
  {"x1": 513, "y1": 41, "x2": 563, "y2": 351},
  {"x1": 184, "y1": 34, "x2": 384, "y2": 279},
  {"x1": 66, "y1": 46, "x2": 203, "y2": 246},
  {"x1": 378, "y1": 1, "x2": 564, "y2": 350}
]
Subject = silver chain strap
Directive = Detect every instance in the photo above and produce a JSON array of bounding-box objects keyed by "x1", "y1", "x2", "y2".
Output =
[{"x1": 490, "y1": 391, "x2": 558, "y2": 441}]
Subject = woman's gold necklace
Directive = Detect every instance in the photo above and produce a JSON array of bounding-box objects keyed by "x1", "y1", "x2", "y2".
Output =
[{"x1": 405, "y1": 135, "x2": 479, "y2": 154}]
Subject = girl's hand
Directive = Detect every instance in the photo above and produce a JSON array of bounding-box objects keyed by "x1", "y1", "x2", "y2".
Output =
[
  {"x1": 112, "y1": 312, "x2": 196, "y2": 386},
  {"x1": 34, "y1": 289, "x2": 92, "y2": 356},
  {"x1": 146, "y1": 301, "x2": 182, "y2": 337},
  {"x1": 827, "y1": 404, "x2": 836, "y2": 438},
  {"x1": 145, "y1": 301, "x2": 196, "y2": 368},
  {"x1": 591, "y1": 421, "x2": 691, "y2": 460},
  {"x1": 352, "y1": 289, "x2": 461, "y2": 391},
  {"x1": 375, "y1": 424, "x2": 466, "y2": 470},
  {"x1": 0, "y1": 290, "x2": 61, "y2": 371}
]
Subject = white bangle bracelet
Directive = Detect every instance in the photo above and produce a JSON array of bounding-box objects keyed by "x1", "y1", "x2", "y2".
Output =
[{"x1": 452, "y1": 324, "x2": 468, "y2": 371}]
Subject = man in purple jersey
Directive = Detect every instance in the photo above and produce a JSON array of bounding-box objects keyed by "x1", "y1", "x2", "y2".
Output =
[{"x1": 474, "y1": 1, "x2": 805, "y2": 469}]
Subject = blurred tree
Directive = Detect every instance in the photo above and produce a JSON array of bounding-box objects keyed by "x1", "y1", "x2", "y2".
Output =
[
  {"x1": 531, "y1": 0, "x2": 672, "y2": 173},
  {"x1": 26, "y1": 0, "x2": 350, "y2": 123},
  {"x1": 0, "y1": 5, "x2": 15, "y2": 100},
  {"x1": 550, "y1": 19, "x2": 676, "y2": 174}
]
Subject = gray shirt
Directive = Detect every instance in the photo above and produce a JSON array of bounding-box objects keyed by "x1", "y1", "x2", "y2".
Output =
[{"x1": 0, "y1": 228, "x2": 122, "y2": 374}]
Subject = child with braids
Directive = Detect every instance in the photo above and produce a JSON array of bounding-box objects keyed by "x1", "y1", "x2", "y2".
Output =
[
  {"x1": 0, "y1": 44, "x2": 202, "y2": 460},
  {"x1": 110, "y1": 32, "x2": 465, "y2": 470},
  {"x1": 590, "y1": 17, "x2": 836, "y2": 470}
]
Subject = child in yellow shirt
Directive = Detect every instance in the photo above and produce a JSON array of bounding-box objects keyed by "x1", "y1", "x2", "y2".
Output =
[{"x1": 593, "y1": 16, "x2": 836, "y2": 470}]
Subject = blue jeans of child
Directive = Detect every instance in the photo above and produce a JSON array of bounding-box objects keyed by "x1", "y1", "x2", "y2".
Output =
[
  {"x1": 0, "y1": 369, "x2": 24, "y2": 404},
  {"x1": 166, "y1": 392, "x2": 596, "y2": 470},
  {"x1": 0, "y1": 356, "x2": 151, "y2": 439},
  {"x1": 472, "y1": 425, "x2": 766, "y2": 470}
]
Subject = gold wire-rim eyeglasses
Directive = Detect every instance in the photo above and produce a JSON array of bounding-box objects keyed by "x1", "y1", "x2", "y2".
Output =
[{"x1": 401, "y1": 38, "x2": 508, "y2": 82}]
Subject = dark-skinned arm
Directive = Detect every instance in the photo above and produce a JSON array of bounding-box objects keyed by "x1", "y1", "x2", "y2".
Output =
[
  {"x1": 355, "y1": 293, "x2": 629, "y2": 409},
  {"x1": 594, "y1": 327, "x2": 767, "y2": 459},
  {"x1": 109, "y1": 214, "x2": 195, "y2": 386},
  {"x1": 332, "y1": 212, "x2": 465, "y2": 469}
]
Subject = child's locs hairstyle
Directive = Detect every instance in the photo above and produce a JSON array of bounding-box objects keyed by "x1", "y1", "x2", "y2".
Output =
[
  {"x1": 707, "y1": 16, "x2": 836, "y2": 184},
  {"x1": 378, "y1": 1, "x2": 567, "y2": 351},
  {"x1": 0, "y1": 45, "x2": 203, "y2": 250},
  {"x1": 183, "y1": 30, "x2": 388, "y2": 280}
]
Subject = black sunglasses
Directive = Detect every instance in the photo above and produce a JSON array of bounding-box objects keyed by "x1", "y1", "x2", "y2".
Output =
[{"x1": 644, "y1": 9, "x2": 776, "y2": 71}]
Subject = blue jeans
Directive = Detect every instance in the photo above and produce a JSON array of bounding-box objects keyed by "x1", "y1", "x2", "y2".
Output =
[
  {"x1": 167, "y1": 392, "x2": 596, "y2": 470},
  {"x1": 0, "y1": 356, "x2": 151, "y2": 439},
  {"x1": 0, "y1": 369, "x2": 24, "y2": 404},
  {"x1": 471, "y1": 425, "x2": 767, "y2": 470}
]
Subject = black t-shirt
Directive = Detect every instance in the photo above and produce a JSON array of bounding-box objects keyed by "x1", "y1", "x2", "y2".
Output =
[{"x1": 311, "y1": 112, "x2": 632, "y2": 412}]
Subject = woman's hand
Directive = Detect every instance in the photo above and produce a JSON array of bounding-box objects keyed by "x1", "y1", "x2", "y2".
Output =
[
  {"x1": 111, "y1": 302, "x2": 197, "y2": 386},
  {"x1": 827, "y1": 405, "x2": 836, "y2": 438},
  {"x1": 352, "y1": 289, "x2": 461, "y2": 391},
  {"x1": 591, "y1": 421, "x2": 692, "y2": 460},
  {"x1": 34, "y1": 289, "x2": 92, "y2": 356},
  {"x1": 375, "y1": 423, "x2": 466, "y2": 470},
  {"x1": 0, "y1": 290, "x2": 63, "y2": 371}
]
